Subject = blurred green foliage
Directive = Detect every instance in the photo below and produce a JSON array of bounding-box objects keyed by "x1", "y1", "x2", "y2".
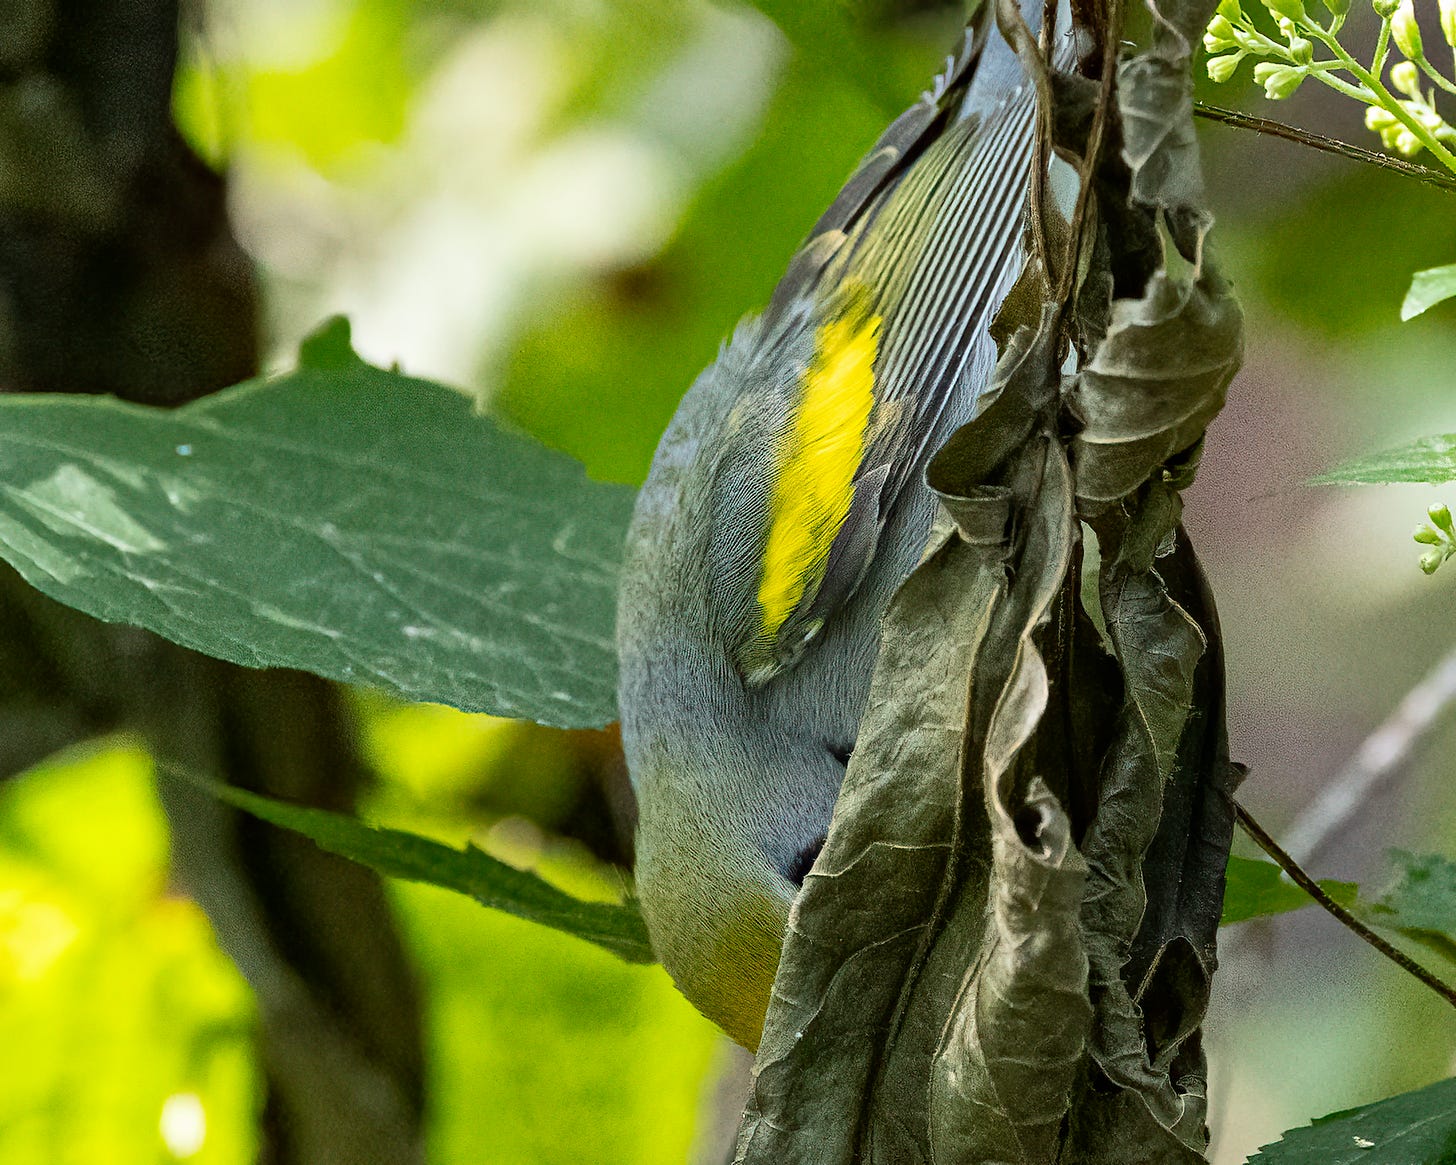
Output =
[
  {"x1": 0, "y1": 722, "x2": 720, "y2": 1164},
  {"x1": 0, "y1": 747, "x2": 256, "y2": 1165}
]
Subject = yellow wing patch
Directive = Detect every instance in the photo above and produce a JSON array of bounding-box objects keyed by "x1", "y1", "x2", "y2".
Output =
[{"x1": 748, "y1": 294, "x2": 881, "y2": 678}]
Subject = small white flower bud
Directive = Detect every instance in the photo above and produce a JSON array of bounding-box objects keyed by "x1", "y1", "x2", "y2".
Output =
[
  {"x1": 1393, "y1": 0, "x2": 1425, "y2": 59},
  {"x1": 1207, "y1": 52, "x2": 1245, "y2": 81},
  {"x1": 1264, "y1": 0, "x2": 1309, "y2": 22},
  {"x1": 1204, "y1": 14, "x2": 1239, "y2": 48},
  {"x1": 1255, "y1": 61, "x2": 1307, "y2": 97},
  {"x1": 1391, "y1": 59, "x2": 1422, "y2": 94}
]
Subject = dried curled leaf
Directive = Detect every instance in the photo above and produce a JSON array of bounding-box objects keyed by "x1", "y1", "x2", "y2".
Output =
[
  {"x1": 1116, "y1": 0, "x2": 1220, "y2": 226},
  {"x1": 1069, "y1": 273, "x2": 1242, "y2": 504},
  {"x1": 735, "y1": 0, "x2": 1242, "y2": 1151}
]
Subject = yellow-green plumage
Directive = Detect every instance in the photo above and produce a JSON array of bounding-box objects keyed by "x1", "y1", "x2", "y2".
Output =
[
  {"x1": 617, "y1": 1, "x2": 1065, "y2": 1048},
  {"x1": 745, "y1": 292, "x2": 882, "y2": 683}
]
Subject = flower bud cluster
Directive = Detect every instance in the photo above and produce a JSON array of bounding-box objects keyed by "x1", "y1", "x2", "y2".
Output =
[
  {"x1": 1204, "y1": 0, "x2": 1456, "y2": 169},
  {"x1": 1366, "y1": 59, "x2": 1456, "y2": 156},
  {"x1": 1202, "y1": 0, "x2": 1329, "y2": 96},
  {"x1": 1414, "y1": 503, "x2": 1456, "y2": 574}
]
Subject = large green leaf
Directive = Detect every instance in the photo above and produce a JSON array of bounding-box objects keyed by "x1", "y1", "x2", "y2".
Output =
[
  {"x1": 1248, "y1": 1076, "x2": 1456, "y2": 1164},
  {"x1": 1220, "y1": 855, "x2": 1358, "y2": 925},
  {"x1": 0, "y1": 327, "x2": 634, "y2": 728},
  {"x1": 172, "y1": 769, "x2": 655, "y2": 964},
  {"x1": 1313, "y1": 435, "x2": 1456, "y2": 486},
  {"x1": 1401, "y1": 264, "x2": 1456, "y2": 322}
]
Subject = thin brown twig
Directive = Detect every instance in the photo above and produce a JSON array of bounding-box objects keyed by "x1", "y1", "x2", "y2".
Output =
[
  {"x1": 1233, "y1": 800, "x2": 1456, "y2": 1010},
  {"x1": 1055, "y1": 0, "x2": 1120, "y2": 310},
  {"x1": 1193, "y1": 101, "x2": 1456, "y2": 194}
]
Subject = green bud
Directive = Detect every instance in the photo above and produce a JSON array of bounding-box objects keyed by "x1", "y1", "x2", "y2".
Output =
[
  {"x1": 1415, "y1": 525, "x2": 1442, "y2": 544},
  {"x1": 1264, "y1": 0, "x2": 1309, "y2": 22},
  {"x1": 1289, "y1": 35, "x2": 1315, "y2": 62},
  {"x1": 1374, "y1": 0, "x2": 1399, "y2": 18},
  {"x1": 1395, "y1": 128, "x2": 1423, "y2": 154},
  {"x1": 1325, "y1": 0, "x2": 1350, "y2": 19},
  {"x1": 1416, "y1": 103, "x2": 1446, "y2": 129},
  {"x1": 1207, "y1": 52, "x2": 1245, "y2": 81},
  {"x1": 1218, "y1": 0, "x2": 1244, "y2": 16},
  {"x1": 1204, "y1": 14, "x2": 1239, "y2": 48},
  {"x1": 1428, "y1": 501, "x2": 1455, "y2": 535},
  {"x1": 1393, "y1": 0, "x2": 1424, "y2": 59},
  {"x1": 1442, "y1": 0, "x2": 1456, "y2": 46},
  {"x1": 1391, "y1": 59, "x2": 1422, "y2": 94},
  {"x1": 1366, "y1": 105, "x2": 1398, "y2": 129},
  {"x1": 1255, "y1": 61, "x2": 1307, "y2": 97},
  {"x1": 1421, "y1": 549, "x2": 1445, "y2": 574}
]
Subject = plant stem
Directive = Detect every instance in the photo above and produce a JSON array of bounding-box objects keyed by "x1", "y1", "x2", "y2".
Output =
[
  {"x1": 1307, "y1": 67, "x2": 1379, "y2": 102},
  {"x1": 1416, "y1": 55, "x2": 1456, "y2": 99},
  {"x1": 1233, "y1": 800, "x2": 1456, "y2": 1011},
  {"x1": 1310, "y1": 27, "x2": 1456, "y2": 174},
  {"x1": 1192, "y1": 101, "x2": 1456, "y2": 192},
  {"x1": 1372, "y1": 15, "x2": 1392, "y2": 76}
]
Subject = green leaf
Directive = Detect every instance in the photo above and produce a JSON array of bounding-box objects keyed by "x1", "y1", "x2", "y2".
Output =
[
  {"x1": 1248, "y1": 1076, "x2": 1456, "y2": 1163},
  {"x1": 1314, "y1": 435, "x2": 1456, "y2": 486},
  {"x1": 0, "y1": 352, "x2": 634, "y2": 727},
  {"x1": 297, "y1": 314, "x2": 369, "y2": 371},
  {"x1": 1220, "y1": 855, "x2": 1358, "y2": 925},
  {"x1": 1401, "y1": 263, "x2": 1456, "y2": 322},
  {"x1": 169, "y1": 768, "x2": 655, "y2": 964},
  {"x1": 1364, "y1": 849, "x2": 1456, "y2": 963}
]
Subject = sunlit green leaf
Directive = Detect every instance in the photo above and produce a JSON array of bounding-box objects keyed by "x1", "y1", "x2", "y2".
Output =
[
  {"x1": 394, "y1": 881, "x2": 718, "y2": 1165},
  {"x1": 1248, "y1": 1076, "x2": 1456, "y2": 1163},
  {"x1": 174, "y1": 770, "x2": 655, "y2": 964},
  {"x1": 0, "y1": 331, "x2": 632, "y2": 728},
  {"x1": 1313, "y1": 435, "x2": 1456, "y2": 485},
  {"x1": 175, "y1": 0, "x2": 416, "y2": 172},
  {"x1": 0, "y1": 747, "x2": 256, "y2": 1165},
  {"x1": 1400, "y1": 264, "x2": 1456, "y2": 322},
  {"x1": 1220, "y1": 855, "x2": 1358, "y2": 925}
]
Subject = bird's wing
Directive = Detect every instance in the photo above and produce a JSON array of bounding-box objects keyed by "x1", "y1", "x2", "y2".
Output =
[{"x1": 723, "y1": 0, "x2": 1071, "y2": 685}]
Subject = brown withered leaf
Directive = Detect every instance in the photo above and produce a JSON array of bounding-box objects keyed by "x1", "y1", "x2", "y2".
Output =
[
  {"x1": 734, "y1": 0, "x2": 1244, "y2": 1152},
  {"x1": 734, "y1": 313, "x2": 1088, "y2": 1164},
  {"x1": 1068, "y1": 272, "x2": 1242, "y2": 505}
]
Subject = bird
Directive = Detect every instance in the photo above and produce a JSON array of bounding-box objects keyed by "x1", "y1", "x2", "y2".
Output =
[{"x1": 616, "y1": 0, "x2": 1068, "y2": 1050}]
